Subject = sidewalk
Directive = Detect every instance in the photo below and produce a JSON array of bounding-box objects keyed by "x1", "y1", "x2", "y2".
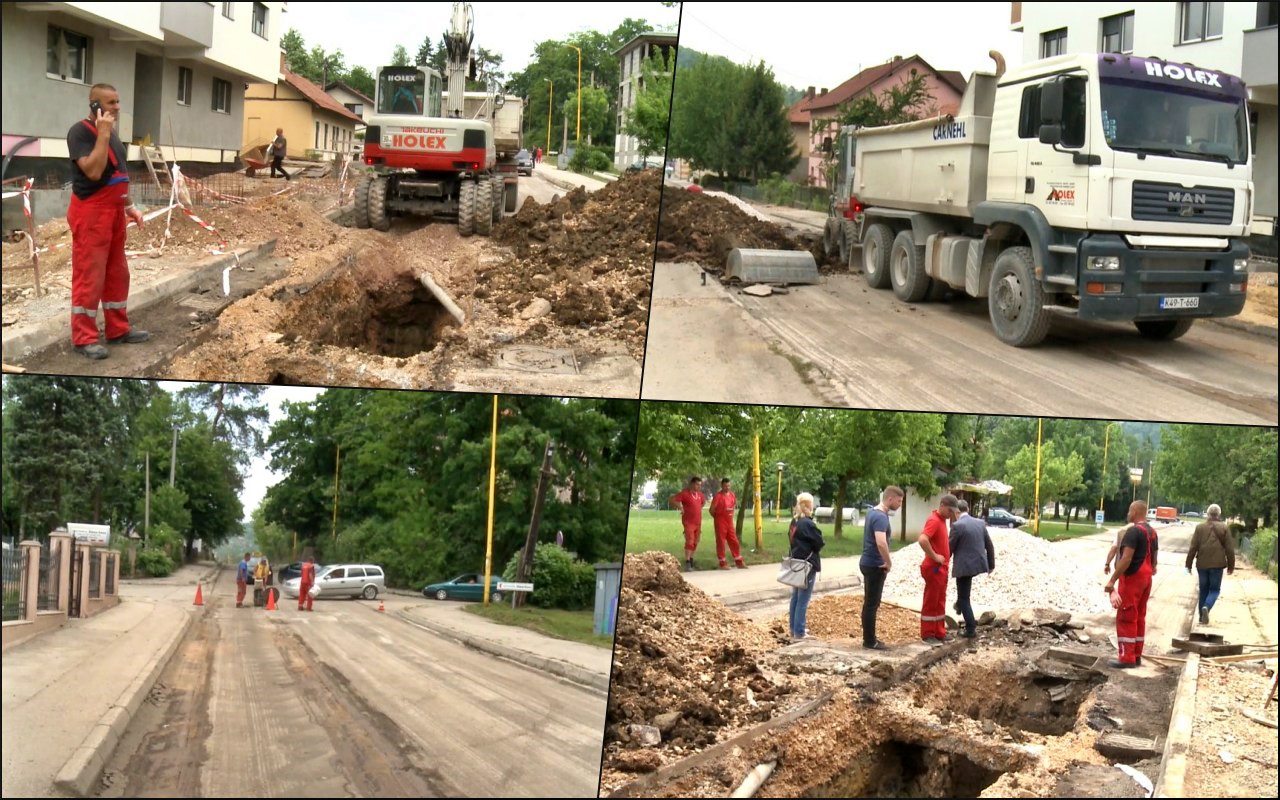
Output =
[
  {"x1": 533, "y1": 162, "x2": 607, "y2": 193},
  {"x1": 396, "y1": 600, "x2": 612, "y2": 694},
  {"x1": 1, "y1": 563, "x2": 216, "y2": 797},
  {"x1": 684, "y1": 555, "x2": 863, "y2": 606}
]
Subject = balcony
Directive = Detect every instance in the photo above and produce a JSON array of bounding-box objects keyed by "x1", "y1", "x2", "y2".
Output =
[
  {"x1": 1242, "y1": 25, "x2": 1277, "y2": 92},
  {"x1": 160, "y1": 1, "x2": 212, "y2": 49}
]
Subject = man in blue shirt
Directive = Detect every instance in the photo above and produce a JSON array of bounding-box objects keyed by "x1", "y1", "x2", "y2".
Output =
[
  {"x1": 235, "y1": 552, "x2": 251, "y2": 607},
  {"x1": 859, "y1": 485, "x2": 904, "y2": 650}
]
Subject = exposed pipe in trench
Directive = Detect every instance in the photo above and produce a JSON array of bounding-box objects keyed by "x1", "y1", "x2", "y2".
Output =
[
  {"x1": 729, "y1": 760, "x2": 776, "y2": 798},
  {"x1": 417, "y1": 271, "x2": 466, "y2": 325}
]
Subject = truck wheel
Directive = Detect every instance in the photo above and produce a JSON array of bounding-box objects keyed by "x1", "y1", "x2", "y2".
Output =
[
  {"x1": 822, "y1": 218, "x2": 840, "y2": 262},
  {"x1": 458, "y1": 180, "x2": 476, "y2": 236},
  {"x1": 490, "y1": 175, "x2": 504, "y2": 221},
  {"x1": 367, "y1": 176, "x2": 390, "y2": 231},
  {"x1": 890, "y1": 230, "x2": 931, "y2": 302},
  {"x1": 1134, "y1": 319, "x2": 1194, "y2": 340},
  {"x1": 504, "y1": 181, "x2": 519, "y2": 213},
  {"x1": 354, "y1": 175, "x2": 373, "y2": 229},
  {"x1": 474, "y1": 180, "x2": 494, "y2": 236},
  {"x1": 988, "y1": 246, "x2": 1051, "y2": 347},
  {"x1": 839, "y1": 224, "x2": 855, "y2": 268},
  {"x1": 862, "y1": 223, "x2": 893, "y2": 288}
]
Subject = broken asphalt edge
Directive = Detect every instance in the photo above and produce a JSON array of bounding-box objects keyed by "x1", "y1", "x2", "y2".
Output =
[
  {"x1": 1204, "y1": 315, "x2": 1278, "y2": 341},
  {"x1": 2, "y1": 240, "x2": 277, "y2": 364},
  {"x1": 709, "y1": 574, "x2": 863, "y2": 608},
  {"x1": 391, "y1": 607, "x2": 609, "y2": 695},
  {"x1": 51, "y1": 567, "x2": 218, "y2": 797}
]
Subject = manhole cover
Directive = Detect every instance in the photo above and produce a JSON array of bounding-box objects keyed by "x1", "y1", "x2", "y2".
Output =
[
  {"x1": 495, "y1": 345, "x2": 578, "y2": 374},
  {"x1": 178, "y1": 293, "x2": 225, "y2": 313}
]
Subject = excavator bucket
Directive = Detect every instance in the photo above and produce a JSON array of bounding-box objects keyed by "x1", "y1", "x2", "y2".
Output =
[{"x1": 725, "y1": 248, "x2": 820, "y2": 286}]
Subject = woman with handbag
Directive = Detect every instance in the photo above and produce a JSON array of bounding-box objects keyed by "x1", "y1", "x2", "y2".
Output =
[{"x1": 786, "y1": 492, "x2": 824, "y2": 641}]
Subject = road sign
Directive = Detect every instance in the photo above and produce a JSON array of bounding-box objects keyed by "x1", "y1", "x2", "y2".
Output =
[
  {"x1": 1095, "y1": 510, "x2": 1106, "y2": 526},
  {"x1": 497, "y1": 582, "x2": 533, "y2": 592},
  {"x1": 68, "y1": 522, "x2": 110, "y2": 545}
]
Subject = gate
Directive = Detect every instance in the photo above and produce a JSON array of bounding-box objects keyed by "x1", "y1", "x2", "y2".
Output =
[{"x1": 69, "y1": 543, "x2": 86, "y2": 618}]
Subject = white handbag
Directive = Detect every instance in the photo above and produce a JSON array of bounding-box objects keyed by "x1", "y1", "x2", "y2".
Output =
[{"x1": 777, "y1": 556, "x2": 813, "y2": 588}]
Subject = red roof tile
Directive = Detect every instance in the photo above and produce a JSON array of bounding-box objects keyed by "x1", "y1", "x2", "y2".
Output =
[
  {"x1": 282, "y1": 69, "x2": 364, "y2": 124},
  {"x1": 795, "y1": 55, "x2": 967, "y2": 116}
]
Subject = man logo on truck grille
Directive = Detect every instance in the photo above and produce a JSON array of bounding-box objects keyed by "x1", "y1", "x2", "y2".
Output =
[{"x1": 1167, "y1": 191, "x2": 1207, "y2": 205}]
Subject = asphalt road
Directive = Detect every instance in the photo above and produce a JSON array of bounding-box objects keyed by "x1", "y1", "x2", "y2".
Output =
[
  {"x1": 643, "y1": 261, "x2": 1277, "y2": 425},
  {"x1": 99, "y1": 570, "x2": 605, "y2": 798}
]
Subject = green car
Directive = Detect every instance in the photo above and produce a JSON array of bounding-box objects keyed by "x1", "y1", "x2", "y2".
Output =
[{"x1": 423, "y1": 573, "x2": 504, "y2": 602}]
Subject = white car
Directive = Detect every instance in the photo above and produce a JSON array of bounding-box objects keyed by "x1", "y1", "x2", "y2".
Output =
[{"x1": 281, "y1": 563, "x2": 385, "y2": 600}]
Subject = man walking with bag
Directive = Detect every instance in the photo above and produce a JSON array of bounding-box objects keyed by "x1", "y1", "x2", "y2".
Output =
[
  {"x1": 918, "y1": 494, "x2": 959, "y2": 643},
  {"x1": 269, "y1": 127, "x2": 291, "y2": 180},
  {"x1": 1186, "y1": 504, "x2": 1234, "y2": 625}
]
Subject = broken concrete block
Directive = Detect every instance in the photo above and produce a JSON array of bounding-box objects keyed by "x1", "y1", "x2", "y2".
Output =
[
  {"x1": 520, "y1": 298, "x2": 552, "y2": 320},
  {"x1": 978, "y1": 611, "x2": 997, "y2": 626},
  {"x1": 653, "y1": 712, "x2": 682, "y2": 735},
  {"x1": 627, "y1": 724, "x2": 661, "y2": 747},
  {"x1": 741, "y1": 284, "x2": 774, "y2": 297}
]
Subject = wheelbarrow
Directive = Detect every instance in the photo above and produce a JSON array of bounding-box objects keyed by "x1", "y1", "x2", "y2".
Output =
[{"x1": 242, "y1": 144, "x2": 269, "y2": 177}]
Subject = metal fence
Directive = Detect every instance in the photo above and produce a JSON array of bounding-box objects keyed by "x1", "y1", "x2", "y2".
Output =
[
  {"x1": 38, "y1": 539, "x2": 61, "y2": 611},
  {"x1": 105, "y1": 553, "x2": 116, "y2": 595},
  {"x1": 3, "y1": 544, "x2": 26, "y2": 622},
  {"x1": 88, "y1": 552, "x2": 101, "y2": 600},
  {"x1": 725, "y1": 181, "x2": 831, "y2": 213}
]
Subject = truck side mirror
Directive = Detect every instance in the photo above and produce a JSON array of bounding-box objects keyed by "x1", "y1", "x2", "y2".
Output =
[
  {"x1": 1038, "y1": 124, "x2": 1062, "y2": 145},
  {"x1": 1039, "y1": 79, "x2": 1064, "y2": 125},
  {"x1": 494, "y1": 94, "x2": 505, "y2": 108}
]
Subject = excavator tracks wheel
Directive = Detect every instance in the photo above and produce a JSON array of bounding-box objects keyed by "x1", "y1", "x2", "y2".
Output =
[
  {"x1": 368, "y1": 176, "x2": 391, "y2": 231},
  {"x1": 458, "y1": 180, "x2": 476, "y2": 237},
  {"x1": 354, "y1": 175, "x2": 374, "y2": 229},
  {"x1": 490, "y1": 175, "x2": 503, "y2": 222},
  {"x1": 475, "y1": 179, "x2": 494, "y2": 236}
]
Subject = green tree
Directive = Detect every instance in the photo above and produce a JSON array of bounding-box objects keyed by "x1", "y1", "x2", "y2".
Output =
[
  {"x1": 669, "y1": 53, "x2": 746, "y2": 178},
  {"x1": 281, "y1": 28, "x2": 310, "y2": 75},
  {"x1": 346, "y1": 65, "x2": 375, "y2": 99},
  {"x1": 1159, "y1": 425, "x2": 1277, "y2": 531},
  {"x1": 734, "y1": 62, "x2": 800, "y2": 182},
  {"x1": 415, "y1": 35, "x2": 434, "y2": 67},
  {"x1": 1003, "y1": 441, "x2": 1086, "y2": 530},
  {"x1": 562, "y1": 85, "x2": 611, "y2": 145},
  {"x1": 147, "y1": 484, "x2": 192, "y2": 540},
  {"x1": 391, "y1": 44, "x2": 410, "y2": 67},
  {"x1": 178, "y1": 383, "x2": 268, "y2": 469},
  {"x1": 624, "y1": 50, "x2": 675, "y2": 162}
]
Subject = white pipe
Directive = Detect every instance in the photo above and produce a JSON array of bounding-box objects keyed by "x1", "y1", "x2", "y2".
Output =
[
  {"x1": 730, "y1": 761, "x2": 776, "y2": 799},
  {"x1": 418, "y1": 272, "x2": 466, "y2": 325}
]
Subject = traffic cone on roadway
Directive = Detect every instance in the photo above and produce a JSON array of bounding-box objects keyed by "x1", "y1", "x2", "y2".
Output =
[
  {"x1": 193, "y1": 583, "x2": 204, "y2": 606},
  {"x1": 378, "y1": 599, "x2": 385, "y2": 613},
  {"x1": 265, "y1": 588, "x2": 277, "y2": 611}
]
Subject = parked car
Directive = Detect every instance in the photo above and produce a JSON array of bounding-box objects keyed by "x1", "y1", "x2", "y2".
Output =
[
  {"x1": 282, "y1": 564, "x2": 385, "y2": 600},
  {"x1": 276, "y1": 561, "x2": 324, "y2": 584},
  {"x1": 985, "y1": 509, "x2": 1024, "y2": 528},
  {"x1": 423, "y1": 573, "x2": 504, "y2": 603},
  {"x1": 515, "y1": 149, "x2": 534, "y2": 176},
  {"x1": 1183, "y1": 510, "x2": 1204, "y2": 518},
  {"x1": 990, "y1": 507, "x2": 1027, "y2": 524}
]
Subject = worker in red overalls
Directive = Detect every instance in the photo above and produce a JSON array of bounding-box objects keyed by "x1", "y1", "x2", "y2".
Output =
[
  {"x1": 1104, "y1": 501, "x2": 1159, "y2": 668},
  {"x1": 918, "y1": 494, "x2": 960, "y2": 643},
  {"x1": 710, "y1": 478, "x2": 747, "y2": 570},
  {"x1": 66, "y1": 83, "x2": 149, "y2": 359},
  {"x1": 670, "y1": 476, "x2": 705, "y2": 572},
  {"x1": 298, "y1": 556, "x2": 316, "y2": 612}
]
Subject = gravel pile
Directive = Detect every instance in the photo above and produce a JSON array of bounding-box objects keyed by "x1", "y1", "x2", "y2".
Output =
[{"x1": 881, "y1": 525, "x2": 1113, "y2": 616}]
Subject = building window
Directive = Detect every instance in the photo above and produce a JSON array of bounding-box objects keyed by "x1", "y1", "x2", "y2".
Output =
[
  {"x1": 1040, "y1": 27, "x2": 1068, "y2": 57},
  {"x1": 178, "y1": 66, "x2": 193, "y2": 105},
  {"x1": 1101, "y1": 12, "x2": 1135, "y2": 53},
  {"x1": 315, "y1": 121, "x2": 320, "y2": 148},
  {"x1": 47, "y1": 25, "x2": 90, "y2": 83},
  {"x1": 252, "y1": 2, "x2": 268, "y2": 38},
  {"x1": 212, "y1": 78, "x2": 231, "y2": 113},
  {"x1": 221, "y1": 2, "x2": 234, "y2": 19},
  {"x1": 1180, "y1": 2, "x2": 1224, "y2": 43},
  {"x1": 345, "y1": 102, "x2": 363, "y2": 116}
]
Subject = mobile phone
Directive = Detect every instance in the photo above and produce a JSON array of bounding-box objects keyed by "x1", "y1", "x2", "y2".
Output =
[{"x1": 90, "y1": 100, "x2": 102, "y2": 116}]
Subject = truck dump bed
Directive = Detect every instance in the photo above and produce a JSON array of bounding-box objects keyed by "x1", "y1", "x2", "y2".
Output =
[
  {"x1": 854, "y1": 72, "x2": 998, "y2": 218},
  {"x1": 444, "y1": 91, "x2": 523, "y2": 154}
]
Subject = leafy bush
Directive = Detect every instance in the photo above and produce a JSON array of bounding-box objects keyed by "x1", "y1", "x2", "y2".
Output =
[
  {"x1": 587, "y1": 149, "x2": 613, "y2": 171},
  {"x1": 502, "y1": 542, "x2": 594, "y2": 610},
  {"x1": 1249, "y1": 528, "x2": 1276, "y2": 580},
  {"x1": 136, "y1": 547, "x2": 174, "y2": 578},
  {"x1": 567, "y1": 145, "x2": 614, "y2": 174},
  {"x1": 148, "y1": 523, "x2": 184, "y2": 564},
  {"x1": 758, "y1": 173, "x2": 796, "y2": 207}
]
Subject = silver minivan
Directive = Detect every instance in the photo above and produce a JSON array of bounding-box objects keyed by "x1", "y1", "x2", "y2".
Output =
[{"x1": 291, "y1": 564, "x2": 386, "y2": 600}]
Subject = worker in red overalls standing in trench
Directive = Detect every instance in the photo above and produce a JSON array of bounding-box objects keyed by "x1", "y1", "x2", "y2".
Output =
[
  {"x1": 298, "y1": 555, "x2": 316, "y2": 612},
  {"x1": 1104, "y1": 500, "x2": 1159, "y2": 668},
  {"x1": 710, "y1": 477, "x2": 747, "y2": 570},
  {"x1": 66, "y1": 83, "x2": 150, "y2": 359}
]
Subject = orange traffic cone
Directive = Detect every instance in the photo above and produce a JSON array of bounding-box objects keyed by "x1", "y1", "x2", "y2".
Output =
[
  {"x1": 377, "y1": 599, "x2": 385, "y2": 613},
  {"x1": 265, "y1": 587, "x2": 277, "y2": 611},
  {"x1": 193, "y1": 583, "x2": 204, "y2": 606}
]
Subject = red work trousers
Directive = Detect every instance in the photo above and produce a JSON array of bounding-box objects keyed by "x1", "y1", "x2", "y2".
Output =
[
  {"x1": 235, "y1": 579, "x2": 247, "y2": 606},
  {"x1": 683, "y1": 522, "x2": 701, "y2": 553},
  {"x1": 1116, "y1": 559, "x2": 1153, "y2": 664},
  {"x1": 713, "y1": 516, "x2": 742, "y2": 565},
  {"x1": 68, "y1": 186, "x2": 132, "y2": 346},
  {"x1": 298, "y1": 581, "x2": 313, "y2": 611},
  {"x1": 920, "y1": 562, "x2": 949, "y2": 639}
]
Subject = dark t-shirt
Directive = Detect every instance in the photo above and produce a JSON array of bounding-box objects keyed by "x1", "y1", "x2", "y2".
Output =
[
  {"x1": 272, "y1": 135, "x2": 287, "y2": 159},
  {"x1": 1121, "y1": 522, "x2": 1158, "y2": 575},
  {"x1": 860, "y1": 507, "x2": 891, "y2": 569},
  {"x1": 68, "y1": 120, "x2": 128, "y2": 200}
]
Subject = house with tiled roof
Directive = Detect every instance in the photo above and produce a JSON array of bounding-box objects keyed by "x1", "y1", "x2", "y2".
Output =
[
  {"x1": 325, "y1": 80, "x2": 374, "y2": 127},
  {"x1": 243, "y1": 57, "x2": 364, "y2": 160},
  {"x1": 790, "y1": 55, "x2": 966, "y2": 187}
]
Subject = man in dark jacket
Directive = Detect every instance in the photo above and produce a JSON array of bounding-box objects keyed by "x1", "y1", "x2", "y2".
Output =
[
  {"x1": 1185, "y1": 503, "x2": 1235, "y2": 624},
  {"x1": 269, "y1": 128, "x2": 291, "y2": 180},
  {"x1": 949, "y1": 500, "x2": 995, "y2": 639}
]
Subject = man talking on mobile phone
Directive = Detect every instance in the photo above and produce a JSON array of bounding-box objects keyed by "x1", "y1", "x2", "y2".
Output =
[{"x1": 65, "y1": 83, "x2": 149, "y2": 359}]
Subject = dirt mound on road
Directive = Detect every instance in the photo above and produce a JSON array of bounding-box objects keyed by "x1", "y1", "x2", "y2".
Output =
[
  {"x1": 488, "y1": 171, "x2": 660, "y2": 357},
  {"x1": 655, "y1": 187, "x2": 803, "y2": 269},
  {"x1": 606, "y1": 552, "x2": 787, "y2": 757}
]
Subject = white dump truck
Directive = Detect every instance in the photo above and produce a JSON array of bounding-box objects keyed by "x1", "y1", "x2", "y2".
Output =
[
  {"x1": 825, "y1": 52, "x2": 1253, "y2": 346},
  {"x1": 444, "y1": 90, "x2": 524, "y2": 211}
]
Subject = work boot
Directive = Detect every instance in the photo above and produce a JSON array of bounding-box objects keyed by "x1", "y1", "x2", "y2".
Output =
[
  {"x1": 1107, "y1": 658, "x2": 1138, "y2": 669},
  {"x1": 108, "y1": 329, "x2": 150, "y2": 344},
  {"x1": 75, "y1": 343, "x2": 109, "y2": 359},
  {"x1": 718, "y1": 562, "x2": 730, "y2": 570},
  {"x1": 735, "y1": 559, "x2": 747, "y2": 569},
  {"x1": 960, "y1": 629, "x2": 977, "y2": 639},
  {"x1": 863, "y1": 640, "x2": 889, "y2": 651},
  {"x1": 1199, "y1": 606, "x2": 1209, "y2": 625},
  {"x1": 684, "y1": 559, "x2": 695, "y2": 572}
]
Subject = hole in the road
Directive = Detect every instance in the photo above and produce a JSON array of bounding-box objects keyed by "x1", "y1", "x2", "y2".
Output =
[
  {"x1": 278, "y1": 270, "x2": 456, "y2": 358},
  {"x1": 811, "y1": 740, "x2": 1007, "y2": 798}
]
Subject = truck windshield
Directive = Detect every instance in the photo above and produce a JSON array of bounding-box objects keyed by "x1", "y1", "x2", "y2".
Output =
[
  {"x1": 1099, "y1": 80, "x2": 1247, "y2": 164},
  {"x1": 377, "y1": 69, "x2": 426, "y2": 115}
]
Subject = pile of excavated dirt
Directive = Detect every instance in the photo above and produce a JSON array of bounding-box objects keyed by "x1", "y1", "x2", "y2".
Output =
[
  {"x1": 488, "y1": 171, "x2": 658, "y2": 358},
  {"x1": 606, "y1": 552, "x2": 789, "y2": 759},
  {"x1": 1237, "y1": 271, "x2": 1278, "y2": 332},
  {"x1": 766, "y1": 594, "x2": 921, "y2": 645},
  {"x1": 653, "y1": 186, "x2": 816, "y2": 270}
]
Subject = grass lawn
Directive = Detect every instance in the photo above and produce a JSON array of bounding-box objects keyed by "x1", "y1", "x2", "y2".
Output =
[
  {"x1": 1030, "y1": 518, "x2": 1113, "y2": 542},
  {"x1": 462, "y1": 603, "x2": 613, "y2": 649},
  {"x1": 626, "y1": 509, "x2": 915, "y2": 568}
]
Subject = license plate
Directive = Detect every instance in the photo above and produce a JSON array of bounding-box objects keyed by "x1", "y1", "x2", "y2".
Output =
[{"x1": 1160, "y1": 296, "x2": 1199, "y2": 310}]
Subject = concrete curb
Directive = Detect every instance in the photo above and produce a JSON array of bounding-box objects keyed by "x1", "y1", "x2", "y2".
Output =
[
  {"x1": 536, "y1": 171, "x2": 606, "y2": 195},
  {"x1": 1, "y1": 240, "x2": 277, "y2": 363},
  {"x1": 52, "y1": 604, "x2": 194, "y2": 796},
  {"x1": 393, "y1": 608, "x2": 609, "y2": 695},
  {"x1": 1153, "y1": 651, "x2": 1200, "y2": 797},
  {"x1": 712, "y1": 574, "x2": 863, "y2": 607},
  {"x1": 1204, "y1": 316, "x2": 1278, "y2": 341}
]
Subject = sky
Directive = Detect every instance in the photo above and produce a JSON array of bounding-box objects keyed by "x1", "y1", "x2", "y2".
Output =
[
  {"x1": 158, "y1": 381, "x2": 322, "y2": 521},
  {"x1": 285, "y1": 2, "x2": 681, "y2": 79},
  {"x1": 677, "y1": 2, "x2": 1025, "y2": 91}
]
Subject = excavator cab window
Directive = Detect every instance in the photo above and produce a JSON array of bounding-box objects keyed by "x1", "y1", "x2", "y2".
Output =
[{"x1": 377, "y1": 67, "x2": 427, "y2": 115}]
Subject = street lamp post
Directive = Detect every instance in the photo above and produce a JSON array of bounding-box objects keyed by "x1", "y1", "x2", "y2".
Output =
[
  {"x1": 1033, "y1": 418, "x2": 1043, "y2": 536},
  {"x1": 1098, "y1": 422, "x2": 1114, "y2": 527},
  {"x1": 543, "y1": 78, "x2": 553, "y2": 153},
  {"x1": 565, "y1": 44, "x2": 582, "y2": 144}
]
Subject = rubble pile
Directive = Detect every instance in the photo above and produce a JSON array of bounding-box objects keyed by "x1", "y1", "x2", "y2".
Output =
[
  {"x1": 606, "y1": 552, "x2": 790, "y2": 763},
  {"x1": 767, "y1": 594, "x2": 920, "y2": 644},
  {"x1": 881, "y1": 525, "x2": 1113, "y2": 616},
  {"x1": 654, "y1": 185, "x2": 805, "y2": 269},
  {"x1": 488, "y1": 171, "x2": 660, "y2": 357}
]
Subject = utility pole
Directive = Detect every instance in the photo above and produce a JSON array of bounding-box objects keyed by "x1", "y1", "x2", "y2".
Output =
[
  {"x1": 752, "y1": 434, "x2": 764, "y2": 551},
  {"x1": 169, "y1": 426, "x2": 179, "y2": 487},
  {"x1": 482, "y1": 395, "x2": 499, "y2": 605},
  {"x1": 331, "y1": 445, "x2": 341, "y2": 541},
  {"x1": 1033, "y1": 418, "x2": 1043, "y2": 536},
  {"x1": 1147, "y1": 458, "x2": 1155, "y2": 507},
  {"x1": 515, "y1": 440, "x2": 555, "y2": 608},
  {"x1": 144, "y1": 451, "x2": 151, "y2": 539}
]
